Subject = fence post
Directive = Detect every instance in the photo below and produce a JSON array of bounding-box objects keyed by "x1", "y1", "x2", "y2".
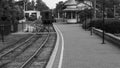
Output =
[{"x1": 0, "y1": 24, "x2": 4, "y2": 42}]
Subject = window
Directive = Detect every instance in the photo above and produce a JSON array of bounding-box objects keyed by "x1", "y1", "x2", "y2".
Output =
[
  {"x1": 73, "y1": 12, "x2": 76, "y2": 19},
  {"x1": 66, "y1": 12, "x2": 71, "y2": 19}
]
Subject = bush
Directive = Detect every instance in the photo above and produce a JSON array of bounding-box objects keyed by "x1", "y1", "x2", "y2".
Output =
[
  {"x1": 82, "y1": 19, "x2": 91, "y2": 29},
  {"x1": 89, "y1": 18, "x2": 120, "y2": 34},
  {"x1": 0, "y1": 21, "x2": 11, "y2": 35}
]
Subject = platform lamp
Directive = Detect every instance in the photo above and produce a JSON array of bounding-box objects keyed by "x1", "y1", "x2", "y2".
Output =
[
  {"x1": 85, "y1": 12, "x2": 87, "y2": 31},
  {"x1": 90, "y1": 9, "x2": 93, "y2": 35},
  {"x1": 89, "y1": 0, "x2": 95, "y2": 36}
]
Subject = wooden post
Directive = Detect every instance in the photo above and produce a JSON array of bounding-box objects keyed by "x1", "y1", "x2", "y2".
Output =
[{"x1": 1, "y1": 24, "x2": 4, "y2": 42}]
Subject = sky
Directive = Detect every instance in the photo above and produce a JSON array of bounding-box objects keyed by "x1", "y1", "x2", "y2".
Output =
[
  {"x1": 15, "y1": 0, "x2": 67, "y2": 9},
  {"x1": 42, "y1": 0, "x2": 67, "y2": 9}
]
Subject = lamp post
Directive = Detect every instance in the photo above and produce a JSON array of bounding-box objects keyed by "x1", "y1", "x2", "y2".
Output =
[
  {"x1": 88, "y1": 0, "x2": 94, "y2": 35},
  {"x1": 102, "y1": 0, "x2": 105, "y2": 44},
  {"x1": 85, "y1": 13, "x2": 87, "y2": 31},
  {"x1": 90, "y1": 9, "x2": 93, "y2": 35}
]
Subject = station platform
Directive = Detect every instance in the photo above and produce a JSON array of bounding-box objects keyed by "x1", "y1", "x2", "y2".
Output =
[{"x1": 48, "y1": 23, "x2": 120, "y2": 68}]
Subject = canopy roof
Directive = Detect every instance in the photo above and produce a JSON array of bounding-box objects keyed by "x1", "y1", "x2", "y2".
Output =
[
  {"x1": 65, "y1": 0, "x2": 77, "y2": 6},
  {"x1": 63, "y1": 8, "x2": 79, "y2": 11}
]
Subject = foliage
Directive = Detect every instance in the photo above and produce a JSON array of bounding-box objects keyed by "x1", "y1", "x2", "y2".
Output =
[
  {"x1": 0, "y1": 0, "x2": 24, "y2": 22},
  {"x1": 79, "y1": 9, "x2": 93, "y2": 23},
  {"x1": 55, "y1": 1, "x2": 66, "y2": 18},
  {"x1": 26, "y1": 0, "x2": 35, "y2": 10},
  {"x1": 56, "y1": 1, "x2": 65, "y2": 11},
  {"x1": 89, "y1": 0, "x2": 120, "y2": 18},
  {"x1": 89, "y1": 18, "x2": 120, "y2": 34},
  {"x1": 107, "y1": 8, "x2": 114, "y2": 18},
  {"x1": 0, "y1": 0, "x2": 24, "y2": 35},
  {"x1": 35, "y1": 0, "x2": 49, "y2": 11},
  {"x1": 90, "y1": 0, "x2": 120, "y2": 7},
  {"x1": 82, "y1": 19, "x2": 91, "y2": 29},
  {"x1": 0, "y1": 0, "x2": 11, "y2": 22}
]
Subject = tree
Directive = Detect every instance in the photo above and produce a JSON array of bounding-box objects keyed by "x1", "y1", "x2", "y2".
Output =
[
  {"x1": 55, "y1": 1, "x2": 66, "y2": 18},
  {"x1": 0, "y1": 0, "x2": 24, "y2": 34},
  {"x1": 35, "y1": 0, "x2": 49, "y2": 11},
  {"x1": 79, "y1": 8, "x2": 93, "y2": 22},
  {"x1": 26, "y1": 0, "x2": 35, "y2": 10},
  {"x1": 88, "y1": 0, "x2": 120, "y2": 18},
  {"x1": 26, "y1": 2, "x2": 33, "y2": 10}
]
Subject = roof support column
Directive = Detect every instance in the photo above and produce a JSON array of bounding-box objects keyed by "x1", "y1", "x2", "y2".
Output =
[{"x1": 71, "y1": 11, "x2": 73, "y2": 19}]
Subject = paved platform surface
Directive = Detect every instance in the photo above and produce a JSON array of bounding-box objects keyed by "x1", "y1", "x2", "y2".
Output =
[{"x1": 53, "y1": 23, "x2": 120, "y2": 68}]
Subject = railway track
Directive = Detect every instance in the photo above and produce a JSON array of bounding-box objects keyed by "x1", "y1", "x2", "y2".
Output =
[
  {"x1": 0, "y1": 23, "x2": 56, "y2": 68},
  {"x1": 0, "y1": 20, "x2": 40, "y2": 56},
  {"x1": 0, "y1": 24, "x2": 53, "y2": 68},
  {"x1": 0, "y1": 34, "x2": 32, "y2": 55},
  {"x1": 0, "y1": 34, "x2": 49, "y2": 68},
  {"x1": 0, "y1": 34, "x2": 40, "y2": 67},
  {"x1": 18, "y1": 25, "x2": 51, "y2": 68},
  {"x1": 20, "y1": 33, "x2": 49, "y2": 68},
  {"x1": 27, "y1": 25, "x2": 56, "y2": 68}
]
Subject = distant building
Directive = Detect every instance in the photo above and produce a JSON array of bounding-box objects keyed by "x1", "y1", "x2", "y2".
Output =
[
  {"x1": 59, "y1": 0, "x2": 92, "y2": 23},
  {"x1": 63, "y1": 0, "x2": 78, "y2": 23},
  {"x1": 24, "y1": 10, "x2": 41, "y2": 19}
]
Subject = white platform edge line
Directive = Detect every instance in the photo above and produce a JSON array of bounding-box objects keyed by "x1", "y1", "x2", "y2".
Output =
[
  {"x1": 57, "y1": 25, "x2": 64, "y2": 68},
  {"x1": 46, "y1": 24, "x2": 60, "y2": 68}
]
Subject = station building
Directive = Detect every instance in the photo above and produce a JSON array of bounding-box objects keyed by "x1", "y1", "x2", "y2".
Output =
[
  {"x1": 63, "y1": 0, "x2": 78, "y2": 23},
  {"x1": 56, "y1": 0, "x2": 92, "y2": 23},
  {"x1": 23, "y1": 11, "x2": 41, "y2": 32},
  {"x1": 24, "y1": 10, "x2": 41, "y2": 19}
]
